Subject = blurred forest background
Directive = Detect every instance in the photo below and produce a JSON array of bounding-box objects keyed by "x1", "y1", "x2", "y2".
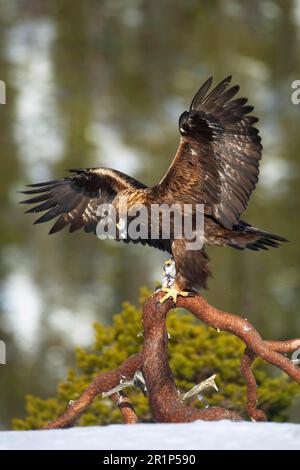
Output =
[{"x1": 0, "y1": 0, "x2": 300, "y2": 428}]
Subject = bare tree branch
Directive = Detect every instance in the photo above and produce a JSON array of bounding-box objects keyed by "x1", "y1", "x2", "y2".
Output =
[
  {"x1": 109, "y1": 392, "x2": 138, "y2": 424},
  {"x1": 44, "y1": 352, "x2": 142, "y2": 429},
  {"x1": 44, "y1": 290, "x2": 300, "y2": 428}
]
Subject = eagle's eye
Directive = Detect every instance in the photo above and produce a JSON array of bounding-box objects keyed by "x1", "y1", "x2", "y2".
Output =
[{"x1": 179, "y1": 111, "x2": 190, "y2": 135}]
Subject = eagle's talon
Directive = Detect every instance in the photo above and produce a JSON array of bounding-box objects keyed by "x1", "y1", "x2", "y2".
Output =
[{"x1": 160, "y1": 286, "x2": 189, "y2": 304}]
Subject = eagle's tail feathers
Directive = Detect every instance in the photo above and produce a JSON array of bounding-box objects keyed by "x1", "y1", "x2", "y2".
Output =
[{"x1": 228, "y1": 221, "x2": 288, "y2": 251}]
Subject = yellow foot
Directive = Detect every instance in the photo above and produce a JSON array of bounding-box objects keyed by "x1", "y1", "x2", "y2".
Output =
[{"x1": 160, "y1": 286, "x2": 189, "y2": 304}]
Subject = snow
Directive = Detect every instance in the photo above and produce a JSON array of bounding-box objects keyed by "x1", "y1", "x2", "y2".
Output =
[{"x1": 0, "y1": 420, "x2": 300, "y2": 450}]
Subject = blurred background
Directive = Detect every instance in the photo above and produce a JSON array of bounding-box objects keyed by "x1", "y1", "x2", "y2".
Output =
[{"x1": 0, "y1": 0, "x2": 300, "y2": 428}]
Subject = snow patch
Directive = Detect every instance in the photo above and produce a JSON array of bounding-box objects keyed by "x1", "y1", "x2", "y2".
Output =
[{"x1": 1, "y1": 421, "x2": 300, "y2": 450}]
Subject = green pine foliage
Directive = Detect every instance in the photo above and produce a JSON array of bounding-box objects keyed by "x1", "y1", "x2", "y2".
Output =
[{"x1": 12, "y1": 288, "x2": 299, "y2": 429}]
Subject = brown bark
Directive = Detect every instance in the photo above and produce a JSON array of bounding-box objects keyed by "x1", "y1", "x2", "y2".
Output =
[
  {"x1": 44, "y1": 291, "x2": 300, "y2": 429},
  {"x1": 44, "y1": 352, "x2": 142, "y2": 429},
  {"x1": 110, "y1": 392, "x2": 139, "y2": 424}
]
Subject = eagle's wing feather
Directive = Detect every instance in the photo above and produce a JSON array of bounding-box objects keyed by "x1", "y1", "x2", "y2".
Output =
[
  {"x1": 155, "y1": 76, "x2": 262, "y2": 228},
  {"x1": 20, "y1": 168, "x2": 172, "y2": 253},
  {"x1": 20, "y1": 168, "x2": 146, "y2": 234}
]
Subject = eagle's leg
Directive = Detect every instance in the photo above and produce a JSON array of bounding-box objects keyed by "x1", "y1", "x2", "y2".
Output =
[
  {"x1": 162, "y1": 258, "x2": 176, "y2": 286},
  {"x1": 160, "y1": 259, "x2": 191, "y2": 303},
  {"x1": 160, "y1": 258, "x2": 191, "y2": 303}
]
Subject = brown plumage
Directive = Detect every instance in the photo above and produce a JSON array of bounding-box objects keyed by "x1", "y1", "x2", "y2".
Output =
[{"x1": 20, "y1": 76, "x2": 287, "y2": 296}]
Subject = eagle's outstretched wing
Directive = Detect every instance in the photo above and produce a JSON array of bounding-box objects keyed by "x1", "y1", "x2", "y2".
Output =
[
  {"x1": 20, "y1": 168, "x2": 147, "y2": 234},
  {"x1": 154, "y1": 76, "x2": 262, "y2": 228}
]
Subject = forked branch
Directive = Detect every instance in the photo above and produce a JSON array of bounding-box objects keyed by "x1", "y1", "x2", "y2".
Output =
[{"x1": 44, "y1": 291, "x2": 300, "y2": 428}]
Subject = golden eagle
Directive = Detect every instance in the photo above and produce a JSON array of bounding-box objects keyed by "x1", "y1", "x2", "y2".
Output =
[{"x1": 21, "y1": 76, "x2": 286, "y2": 302}]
